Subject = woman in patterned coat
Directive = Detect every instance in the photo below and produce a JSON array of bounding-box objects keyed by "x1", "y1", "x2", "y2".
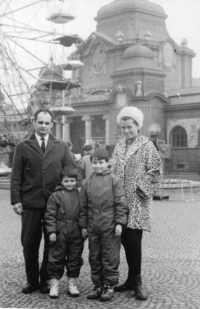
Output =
[{"x1": 111, "y1": 106, "x2": 162, "y2": 300}]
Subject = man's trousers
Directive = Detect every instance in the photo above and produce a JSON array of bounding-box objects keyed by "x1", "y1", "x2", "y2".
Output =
[{"x1": 21, "y1": 208, "x2": 49, "y2": 285}]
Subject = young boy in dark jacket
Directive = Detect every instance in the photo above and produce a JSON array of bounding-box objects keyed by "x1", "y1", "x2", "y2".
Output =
[
  {"x1": 80, "y1": 148, "x2": 128, "y2": 302},
  {"x1": 45, "y1": 167, "x2": 84, "y2": 298}
]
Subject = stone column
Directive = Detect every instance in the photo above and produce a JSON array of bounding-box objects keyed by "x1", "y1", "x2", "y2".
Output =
[
  {"x1": 63, "y1": 117, "x2": 73, "y2": 142},
  {"x1": 103, "y1": 114, "x2": 110, "y2": 145},
  {"x1": 82, "y1": 115, "x2": 94, "y2": 140},
  {"x1": 55, "y1": 117, "x2": 62, "y2": 139}
]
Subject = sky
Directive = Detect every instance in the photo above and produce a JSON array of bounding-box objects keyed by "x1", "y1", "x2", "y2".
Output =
[{"x1": 1, "y1": 0, "x2": 200, "y2": 107}]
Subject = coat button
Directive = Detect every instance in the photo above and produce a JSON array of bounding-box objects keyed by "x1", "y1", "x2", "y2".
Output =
[
  {"x1": 43, "y1": 171, "x2": 46, "y2": 174},
  {"x1": 43, "y1": 185, "x2": 46, "y2": 188}
]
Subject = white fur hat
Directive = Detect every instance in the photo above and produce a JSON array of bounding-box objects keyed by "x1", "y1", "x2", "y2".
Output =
[{"x1": 117, "y1": 106, "x2": 144, "y2": 128}]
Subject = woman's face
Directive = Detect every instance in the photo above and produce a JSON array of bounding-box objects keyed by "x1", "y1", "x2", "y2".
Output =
[{"x1": 120, "y1": 118, "x2": 139, "y2": 139}]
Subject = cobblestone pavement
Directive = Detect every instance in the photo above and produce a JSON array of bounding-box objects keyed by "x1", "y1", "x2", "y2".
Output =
[{"x1": 0, "y1": 189, "x2": 200, "y2": 309}]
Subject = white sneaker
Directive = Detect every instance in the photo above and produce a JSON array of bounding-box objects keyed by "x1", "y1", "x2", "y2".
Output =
[
  {"x1": 49, "y1": 278, "x2": 59, "y2": 298},
  {"x1": 67, "y1": 277, "x2": 80, "y2": 297}
]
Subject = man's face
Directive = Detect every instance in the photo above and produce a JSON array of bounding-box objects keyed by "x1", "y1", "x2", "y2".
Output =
[
  {"x1": 92, "y1": 157, "x2": 108, "y2": 174},
  {"x1": 61, "y1": 176, "x2": 77, "y2": 190},
  {"x1": 120, "y1": 118, "x2": 138, "y2": 139},
  {"x1": 33, "y1": 112, "x2": 53, "y2": 137}
]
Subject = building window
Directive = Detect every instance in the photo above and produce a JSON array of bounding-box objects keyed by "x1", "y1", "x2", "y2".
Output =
[
  {"x1": 198, "y1": 129, "x2": 200, "y2": 147},
  {"x1": 176, "y1": 163, "x2": 186, "y2": 170},
  {"x1": 171, "y1": 126, "x2": 187, "y2": 147}
]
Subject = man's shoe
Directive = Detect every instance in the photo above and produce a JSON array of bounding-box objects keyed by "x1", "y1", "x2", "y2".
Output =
[
  {"x1": 100, "y1": 285, "x2": 114, "y2": 302},
  {"x1": 114, "y1": 279, "x2": 133, "y2": 292},
  {"x1": 87, "y1": 286, "x2": 103, "y2": 300},
  {"x1": 40, "y1": 281, "x2": 50, "y2": 294},
  {"x1": 22, "y1": 283, "x2": 39, "y2": 294}
]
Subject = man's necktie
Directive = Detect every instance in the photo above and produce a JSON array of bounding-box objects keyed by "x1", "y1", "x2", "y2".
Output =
[{"x1": 41, "y1": 137, "x2": 45, "y2": 153}]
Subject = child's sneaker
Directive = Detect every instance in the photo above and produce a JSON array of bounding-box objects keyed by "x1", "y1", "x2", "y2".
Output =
[
  {"x1": 87, "y1": 285, "x2": 103, "y2": 300},
  {"x1": 100, "y1": 285, "x2": 114, "y2": 302},
  {"x1": 67, "y1": 278, "x2": 80, "y2": 297},
  {"x1": 49, "y1": 278, "x2": 59, "y2": 298}
]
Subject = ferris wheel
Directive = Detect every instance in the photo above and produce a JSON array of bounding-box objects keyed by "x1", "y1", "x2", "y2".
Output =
[{"x1": 0, "y1": 0, "x2": 84, "y2": 148}]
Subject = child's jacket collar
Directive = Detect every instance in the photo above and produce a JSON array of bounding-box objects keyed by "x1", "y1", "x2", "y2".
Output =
[
  {"x1": 55, "y1": 185, "x2": 77, "y2": 192},
  {"x1": 92, "y1": 169, "x2": 111, "y2": 176}
]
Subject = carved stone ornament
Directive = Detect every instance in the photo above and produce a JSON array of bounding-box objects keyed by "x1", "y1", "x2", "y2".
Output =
[
  {"x1": 90, "y1": 44, "x2": 107, "y2": 76},
  {"x1": 136, "y1": 81, "x2": 142, "y2": 97},
  {"x1": 162, "y1": 41, "x2": 174, "y2": 70},
  {"x1": 116, "y1": 92, "x2": 127, "y2": 107}
]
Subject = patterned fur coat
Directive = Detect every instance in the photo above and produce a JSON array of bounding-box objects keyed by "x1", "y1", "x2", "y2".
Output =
[{"x1": 111, "y1": 135, "x2": 162, "y2": 232}]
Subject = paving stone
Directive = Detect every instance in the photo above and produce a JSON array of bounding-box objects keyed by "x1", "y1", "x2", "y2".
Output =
[{"x1": 0, "y1": 190, "x2": 200, "y2": 308}]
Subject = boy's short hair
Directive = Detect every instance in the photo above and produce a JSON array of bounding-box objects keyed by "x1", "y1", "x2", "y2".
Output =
[
  {"x1": 83, "y1": 144, "x2": 93, "y2": 151},
  {"x1": 90, "y1": 148, "x2": 109, "y2": 163},
  {"x1": 60, "y1": 166, "x2": 79, "y2": 181}
]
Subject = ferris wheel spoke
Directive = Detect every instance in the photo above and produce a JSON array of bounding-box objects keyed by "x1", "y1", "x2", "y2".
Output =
[
  {"x1": 7, "y1": 35, "x2": 56, "y2": 45},
  {"x1": 0, "y1": 0, "x2": 82, "y2": 145},
  {"x1": 0, "y1": 23, "x2": 63, "y2": 36},
  {"x1": 7, "y1": 35, "x2": 66, "y2": 83},
  {"x1": 0, "y1": 0, "x2": 49, "y2": 18}
]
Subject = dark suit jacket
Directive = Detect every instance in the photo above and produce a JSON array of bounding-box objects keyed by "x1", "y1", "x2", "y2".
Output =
[{"x1": 10, "y1": 133, "x2": 77, "y2": 208}]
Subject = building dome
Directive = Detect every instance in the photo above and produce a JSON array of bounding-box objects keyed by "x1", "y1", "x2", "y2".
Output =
[
  {"x1": 113, "y1": 43, "x2": 162, "y2": 72},
  {"x1": 39, "y1": 63, "x2": 63, "y2": 78},
  {"x1": 123, "y1": 44, "x2": 154, "y2": 59},
  {"x1": 96, "y1": 0, "x2": 165, "y2": 20}
]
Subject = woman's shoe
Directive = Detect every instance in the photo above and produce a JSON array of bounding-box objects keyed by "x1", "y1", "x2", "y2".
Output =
[
  {"x1": 114, "y1": 279, "x2": 133, "y2": 292},
  {"x1": 133, "y1": 275, "x2": 147, "y2": 300}
]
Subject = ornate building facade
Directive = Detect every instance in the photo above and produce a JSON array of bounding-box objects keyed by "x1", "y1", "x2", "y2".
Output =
[{"x1": 31, "y1": 0, "x2": 200, "y2": 173}]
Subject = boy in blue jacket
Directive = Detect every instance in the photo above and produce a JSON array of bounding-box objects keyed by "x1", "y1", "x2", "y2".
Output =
[{"x1": 80, "y1": 148, "x2": 128, "y2": 302}]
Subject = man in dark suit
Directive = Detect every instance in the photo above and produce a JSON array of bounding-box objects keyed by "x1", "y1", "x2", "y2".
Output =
[{"x1": 10, "y1": 109, "x2": 77, "y2": 294}]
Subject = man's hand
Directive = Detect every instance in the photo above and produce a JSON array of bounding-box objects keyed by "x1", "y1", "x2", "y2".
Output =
[
  {"x1": 82, "y1": 228, "x2": 88, "y2": 239},
  {"x1": 49, "y1": 233, "x2": 56, "y2": 242},
  {"x1": 13, "y1": 203, "x2": 23, "y2": 215},
  {"x1": 115, "y1": 224, "x2": 122, "y2": 236}
]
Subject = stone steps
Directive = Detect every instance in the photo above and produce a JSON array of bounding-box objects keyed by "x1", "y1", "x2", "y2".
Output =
[{"x1": 0, "y1": 176, "x2": 10, "y2": 190}]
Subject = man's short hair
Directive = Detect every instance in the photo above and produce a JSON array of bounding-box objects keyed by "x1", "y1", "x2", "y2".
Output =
[
  {"x1": 90, "y1": 148, "x2": 109, "y2": 163},
  {"x1": 60, "y1": 166, "x2": 79, "y2": 181},
  {"x1": 83, "y1": 144, "x2": 93, "y2": 151},
  {"x1": 34, "y1": 109, "x2": 54, "y2": 121}
]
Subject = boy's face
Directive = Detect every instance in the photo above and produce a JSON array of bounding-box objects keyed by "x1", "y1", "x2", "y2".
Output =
[
  {"x1": 92, "y1": 157, "x2": 108, "y2": 174},
  {"x1": 61, "y1": 176, "x2": 77, "y2": 190}
]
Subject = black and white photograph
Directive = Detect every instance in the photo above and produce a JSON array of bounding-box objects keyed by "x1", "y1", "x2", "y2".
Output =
[{"x1": 0, "y1": 0, "x2": 200, "y2": 308}]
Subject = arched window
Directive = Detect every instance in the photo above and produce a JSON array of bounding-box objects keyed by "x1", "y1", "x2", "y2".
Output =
[{"x1": 171, "y1": 126, "x2": 187, "y2": 147}]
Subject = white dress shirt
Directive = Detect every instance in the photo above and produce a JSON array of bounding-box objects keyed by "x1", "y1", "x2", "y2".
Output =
[{"x1": 35, "y1": 133, "x2": 49, "y2": 148}]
